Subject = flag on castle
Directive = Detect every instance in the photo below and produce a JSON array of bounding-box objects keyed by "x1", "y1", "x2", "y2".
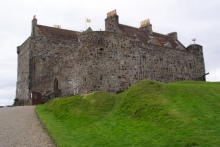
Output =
[
  {"x1": 86, "y1": 18, "x2": 91, "y2": 23},
  {"x1": 85, "y1": 18, "x2": 91, "y2": 30}
]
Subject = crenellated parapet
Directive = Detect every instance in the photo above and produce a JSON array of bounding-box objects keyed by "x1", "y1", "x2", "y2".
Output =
[{"x1": 187, "y1": 44, "x2": 203, "y2": 55}]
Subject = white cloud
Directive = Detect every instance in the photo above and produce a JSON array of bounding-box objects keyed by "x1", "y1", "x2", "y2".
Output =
[
  {"x1": 0, "y1": 0, "x2": 220, "y2": 105},
  {"x1": 206, "y1": 68, "x2": 220, "y2": 82},
  {"x1": 0, "y1": 88, "x2": 15, "y2": 106}
]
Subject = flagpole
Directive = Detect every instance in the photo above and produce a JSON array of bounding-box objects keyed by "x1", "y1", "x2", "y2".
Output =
[{"x1": 85, "y1": 17, "x2": 87, "y2": 30}]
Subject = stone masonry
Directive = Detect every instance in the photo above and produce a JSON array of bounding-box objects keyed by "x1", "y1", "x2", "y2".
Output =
[{"x1": 16, "y1": 10, "x2": 206, "y2": 103}]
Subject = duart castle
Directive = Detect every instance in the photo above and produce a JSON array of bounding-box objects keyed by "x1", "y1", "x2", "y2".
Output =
[{"x1": 16, "y1": 10, "x2": 206, "y2": 104}]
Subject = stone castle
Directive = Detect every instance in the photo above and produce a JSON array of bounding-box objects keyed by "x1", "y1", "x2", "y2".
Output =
[{"x1": 16, "y1": 10, "x2": 206, "y2": 103}]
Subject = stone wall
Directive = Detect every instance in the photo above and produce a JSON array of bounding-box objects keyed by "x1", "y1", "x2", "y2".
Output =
[
  {"x1": 29, "y1": 36, "x2": 78, "y2": 96},
  {"x1": 30, "y1": 36, "x2": 78, "y2": 61},
  {"x1": 16, "y1": 36, "x2": 78, "y2": 100},
  {"x1": 16, "y1": 39, "x2": 30, "y2": 100},
  {"x1": 30, "y1": 31, "x2": 205, "y2": 98}
]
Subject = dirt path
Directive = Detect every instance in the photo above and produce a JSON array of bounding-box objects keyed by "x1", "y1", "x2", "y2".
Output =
[{"x1": 0, "y1": 106, "x2": 56, "y2": 147}]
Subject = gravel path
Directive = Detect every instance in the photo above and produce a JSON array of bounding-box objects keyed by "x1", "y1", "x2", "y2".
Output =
[{"x1": 0, "y1": 106, "x2": 56, "y2": 147}]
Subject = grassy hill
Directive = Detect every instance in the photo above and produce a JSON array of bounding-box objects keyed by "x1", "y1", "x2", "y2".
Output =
[{"x1": 36, "y1": 80, "x2": 220, "y2": 147}]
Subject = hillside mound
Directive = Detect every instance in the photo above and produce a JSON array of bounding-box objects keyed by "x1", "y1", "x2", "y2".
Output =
[{"x1": 36, "y1": 80, "x2": 220, "y2": 147}]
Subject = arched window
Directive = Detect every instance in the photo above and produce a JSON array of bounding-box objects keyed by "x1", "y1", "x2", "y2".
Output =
[
  {"x1": 189, "y1": 63, "x2": 192, "y2": 69},
  {"x1": 54, "y1": 78, "x2": 58, "y2": 91}
]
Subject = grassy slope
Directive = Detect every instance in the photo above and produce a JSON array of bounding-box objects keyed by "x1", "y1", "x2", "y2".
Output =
[{"x1": 36, "y1": 80, "x2": 220, "y2": 147}]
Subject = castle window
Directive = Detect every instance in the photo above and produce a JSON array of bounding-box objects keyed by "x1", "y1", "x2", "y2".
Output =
[
  {"x1": 160, "y1": 59, "x2": 163, "y2": 66},
  {"x1": 100, "y1": 48, "x2": 104, "y2": 51},
  {"x1": 54, "y1": 78, "x2": 58, "y2": 91},
  {"x1": 142, "y1": 68, "x2": 145, "y2": 79},
  {"x1": 84, "y1": 77, "x2": 87, "y2": 82},
  {"x1": 177, "y1": 61, "x2": 180, "y2": 67},
  {"x1": 100, "y1": 75, "x2": 103, "y2": 81},
  {"x1": 141, "y1": 56, "x2": 146, "y2": 65},
  {"x1": 189, "y1": 63, "x2": 192, "y2": 69}
]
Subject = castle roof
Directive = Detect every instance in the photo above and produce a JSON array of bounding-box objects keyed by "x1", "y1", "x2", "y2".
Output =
[
  {"x1": 37, "y1": 25, "x2": 80, "y2": 39},
  {"x1": 153, "y1": 32, "x2": 179, "y2": 48},
  {"x1": 118, "y1": 24, "x2": 151, "y2": 42},
  {"x1": 32, "y1": 13, "x2": 185, "y2": 49},
  {"x1": 118, "y1": 24, "x2": 181, "y2": 48}
]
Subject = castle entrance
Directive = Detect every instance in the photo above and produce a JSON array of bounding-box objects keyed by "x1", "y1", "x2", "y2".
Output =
[{"x1": 54, "y1": 78, "x2": 58, "y2": 92}]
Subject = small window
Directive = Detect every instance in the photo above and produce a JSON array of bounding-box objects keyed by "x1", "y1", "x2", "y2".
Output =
[
  {"x1": 177, "y1": 61, "x2": 180, "y2": 67},
  {"x1": 54, "y1": 78, "x2": 58, "y2": 91},
  {"x1": 100, "y1": 48, "x2": 104, "y2": 51},
  {"x1": 160, "y1": 59, "x2": 163, "y2": 65},
  {"x1": 100, "y1": 75, "x2": 103, "y2": 81},
  {"x1": 141, "y1": 56, "x2": 146, "y2": 65},
  {"x1": 84, "y1": 77, "x2": 87, "y2": 82},
  {"x1": 189, "y1": 63, "x2": 192, "y2": 69}
]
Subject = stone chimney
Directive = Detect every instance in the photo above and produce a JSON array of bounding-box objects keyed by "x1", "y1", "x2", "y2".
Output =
[
  {"x1": 105, "y1": 9, "x2": 120, "y2": 32},
  {"x1": 31, "y1": 15, "x2": 38, "y2": 37},
  {"x1": 167, "y1": 32, "x2": 178, "y2": 40},
  {"x1": 139, "y1": 19, "x2": 153, "y2": 35}
]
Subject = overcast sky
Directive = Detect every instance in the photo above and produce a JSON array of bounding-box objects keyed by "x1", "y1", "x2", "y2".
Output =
[{"x1": 0, "y1": 0, "x2": 220, "y2": 106}]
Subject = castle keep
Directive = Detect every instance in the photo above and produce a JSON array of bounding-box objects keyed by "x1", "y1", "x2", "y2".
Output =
[{"x1": 16, "y1": 10, "x2": 206, "y2": 102}]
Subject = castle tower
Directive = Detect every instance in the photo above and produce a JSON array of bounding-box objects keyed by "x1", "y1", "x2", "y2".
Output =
[
  {"x1": 105, "y1": 9, "x2": 121, "y2": 32},
  {"x1": 187, "y1": 44, "x2": 206, "y2": 81}
]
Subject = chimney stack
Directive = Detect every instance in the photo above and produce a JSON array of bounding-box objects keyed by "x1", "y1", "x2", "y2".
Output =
[
  {"x1": 31, "y1": 15, "x2": 38, "y2": 37},
  {"x1": 139, "y1": 19, "x2": 153, "y2": 35},
  {"x1": 167, "y1": 32, "x2": 178, "y2": 40},
  {"x1": 105, "y1": 9, "x2": 120, "y2": 32}
]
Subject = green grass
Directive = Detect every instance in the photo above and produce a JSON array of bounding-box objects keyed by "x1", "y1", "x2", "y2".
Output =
[{"x1": 36, "y1": 80, "x2": 220, "y2": 147}]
